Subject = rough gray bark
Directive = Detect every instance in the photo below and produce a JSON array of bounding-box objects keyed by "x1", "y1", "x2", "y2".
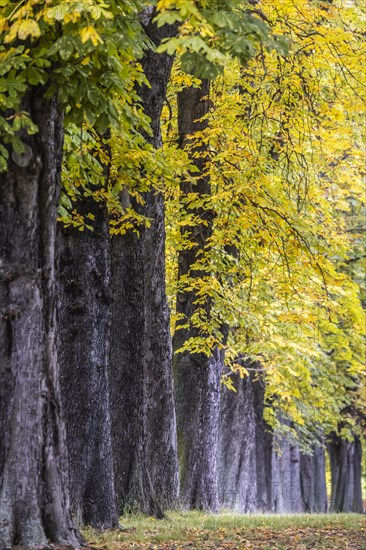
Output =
[
  {"x1": 252, "y1": 370, "x2": 273, "y2": 512},
  {"x1": 57, "y1": 196, "x2": 118, "y2": 529},
  {"x1": 219, "y1": 361, "x2": 328, "y2": 515},
  {"x1": 219, "y1": 371, "x2": 259, "y2": 512},
  {"x1": 173, "y1": 80, "x2": 225, "y2": 512},
  {"x1": 174, "y1": 346, "x2": 224, "y2": 512},
  {"x1": 327, "y1": 432, "x2": 364, "y2": 513},
  {"x1": 272, "y1": 433, "x2": 328, "y2": 514},
  {"x1": 0, "y1": 92, "x2": 81, "y2": 548},
  {"x1": 300, "y1": 444, "x2": 327, "y2": 513},
  {"x1": 219, "y1": 364, "x2": 273, "y2": 513},
  {"x1": 271, "y1": 433, "x2": 305, "y2": 513},
  {"x1": 109, "y1": 14, "x2": 179, "y2": 516}
]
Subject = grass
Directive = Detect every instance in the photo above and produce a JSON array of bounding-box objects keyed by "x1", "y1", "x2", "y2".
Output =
[{"x1": 83, "y1": 511, "x2": 366, "y2": 549}]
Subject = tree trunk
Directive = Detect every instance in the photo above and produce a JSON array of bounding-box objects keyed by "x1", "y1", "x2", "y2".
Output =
[
  {"x1": 174, "y1": 346, "x2": 224, "y2": 512},
  {"x1": 327, "y1": 432, "x2": 364, "y2": 513},
  {"x1": 174, "y1": 81, "x2": 225, "y2": 512},
  {"x1": 109, "y1": 15, "x2": 179, "y2": 516},
  {"x1": 0, "y1": 92, "x2": 81, "y2": 548},
  {"x1": 57, "y1": 196, "x2": 118, "y2": 529},
  {"x1": 219, "y1": 364, "x2": 273, "y2": 513},
  {"x1": 252, "y1": 369, "x2": 273, "y2": 512},
  {"x1": 300, "y1": 444, "x2": 327, "y2": 513},
  {"x1": 219, "y1": 372, "x2": 259, "y2": 512},
  {"x1": 271, "y1": 432, "x2": 305, "y2": 513}
]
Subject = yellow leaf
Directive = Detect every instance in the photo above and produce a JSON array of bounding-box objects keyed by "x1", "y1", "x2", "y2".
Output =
[
  {"x1": 157, "y1": 0, "x2": 174, "y2": 9},
  {"x1": 17, "y1": 19, "x2": 41, "y2": 40},
  {"x1": 80, "y1": 26, "x2": 103, "y2": 46}
]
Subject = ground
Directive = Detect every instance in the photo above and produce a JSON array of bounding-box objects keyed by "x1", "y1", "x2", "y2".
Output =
[{"x1": 81, "y1": 512, "x2": 366, "y2": 549}]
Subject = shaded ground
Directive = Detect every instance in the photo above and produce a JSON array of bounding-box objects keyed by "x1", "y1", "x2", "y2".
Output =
[{"x1": 83, "y1": 512, "x2": 366, "y2": 550}]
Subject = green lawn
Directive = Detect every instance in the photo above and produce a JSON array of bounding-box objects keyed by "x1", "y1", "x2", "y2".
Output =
[{"x1": 83, "y1": 511, "x2": 366, "y2": 549}]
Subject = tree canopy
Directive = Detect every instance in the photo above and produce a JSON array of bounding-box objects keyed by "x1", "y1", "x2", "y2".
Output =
[
  {"x1": 0, "y1": 0, "x2": 365, "y2": 545},
  {"x1": 1, "y1": 0, "x2": 365, "y2": 445}
]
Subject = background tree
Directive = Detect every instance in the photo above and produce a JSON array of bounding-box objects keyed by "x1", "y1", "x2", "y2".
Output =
[
  {"x1": 327, "y1": 431, "x2": 363, "y2": 513},
  {"x1": 219, "y1": 362, "x2": 273, "y2": 513},
  {"x1": 108, "y1": 9, "x2": 180, "y2": 516},
  {"x1": 174, "y1": 78, "x2": 224, "y2": 511},
  {"x1": 162, "y1": 0, "x2": 287, "y2": 512},
  {"x1": 164, "y1": 0, "x2": 365, "y2": 513}
]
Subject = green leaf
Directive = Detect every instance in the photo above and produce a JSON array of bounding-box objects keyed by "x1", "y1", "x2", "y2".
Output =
[
  {"x1": 26, "y1": 67, "x2": 46, "y2": 86},
  {"x1": 11, "y1": 135, "x2": 25, "y2": 155}
]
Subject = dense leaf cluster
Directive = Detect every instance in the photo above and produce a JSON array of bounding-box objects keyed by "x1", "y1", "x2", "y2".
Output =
[{"x1": 1, "y1": 0, "x2": 365, "y2": 445}]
